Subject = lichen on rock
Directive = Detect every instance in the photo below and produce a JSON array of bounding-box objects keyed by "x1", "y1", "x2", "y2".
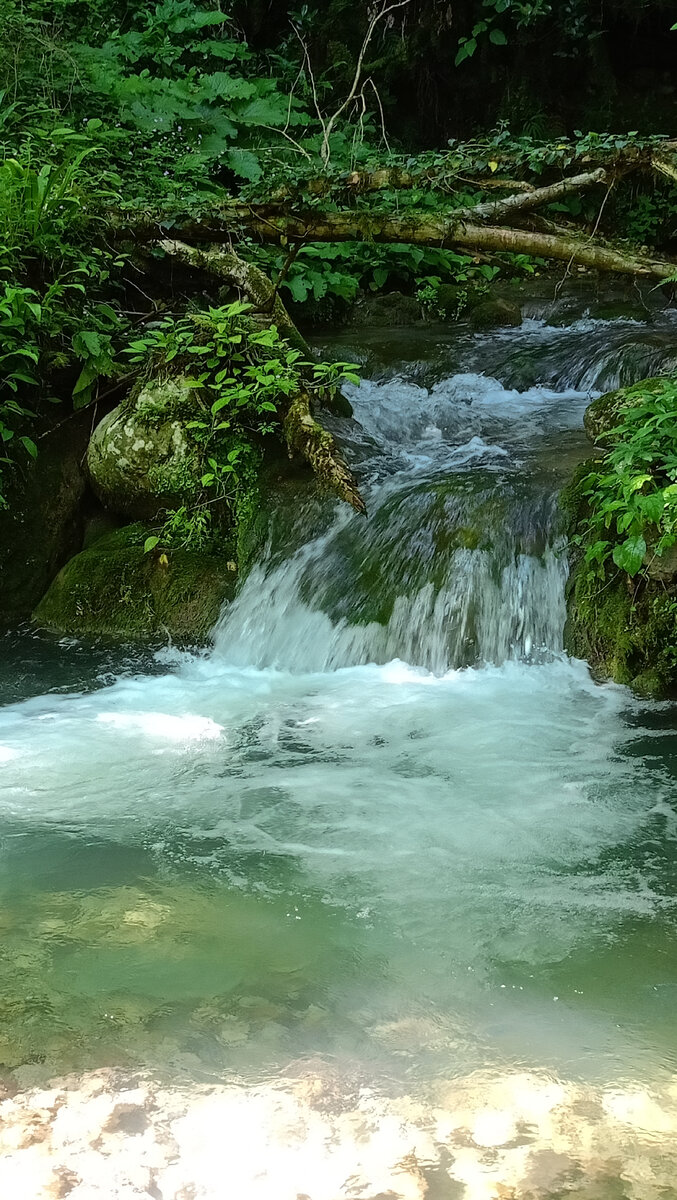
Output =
[{"x1": 87, "y1": 377, "x2": 204, "y2": 521}]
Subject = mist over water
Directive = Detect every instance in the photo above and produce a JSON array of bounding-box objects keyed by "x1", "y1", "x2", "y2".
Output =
[{"x1": 2, "y1": 310, "x2": 677, "y2": 1196}]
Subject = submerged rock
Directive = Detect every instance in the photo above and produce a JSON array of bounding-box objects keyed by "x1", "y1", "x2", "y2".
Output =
[
  {"x1": 32, "y1": 525, "x2": 235, "y2": 642},
  {"x1": 87, "y1": 377, "x2": 204, "y2": 521}
]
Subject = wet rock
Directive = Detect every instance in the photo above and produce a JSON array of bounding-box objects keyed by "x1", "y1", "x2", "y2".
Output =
[
  {"x1": 591, "y1": 300, "x2": 652, "y2": 323},
  {"x1": 350, "y1": 291, "x2": 423, "y2": 327},
  {"x1": 468, "y1": 298, "x2": 522, "y2": 330},
  {"x1": 87, "y1": 377, "x2": 203, "y2": 521},
  {"x1": 32, "y1": 525, "x2": 235, "y2": 642}
]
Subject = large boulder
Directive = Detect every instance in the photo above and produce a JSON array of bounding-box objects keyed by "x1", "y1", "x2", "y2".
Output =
[
  {"x1": 33, "y1": 526, "x2": 236, "y2": 642},
  {"x1": 87, "y1": 377, "x2": 203, "y2": 521}
]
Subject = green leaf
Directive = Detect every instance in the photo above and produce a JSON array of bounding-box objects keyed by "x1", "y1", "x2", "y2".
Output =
[
  {"x1": 639, "y1": 492, "x2": 665, "y2": 523},
  {"x1": 225, "y1": 148, "x2": 262, "y2": 182},
  {"x1": 19, "y1": 436, "x2": 37, "y2": 459},
  {"x1": 612, "y1": 534, "x2": 647, "y2": 576},
  {"x1": 455, "y1": 37, "x2": 477, "y2": 65},
  {"x1": 144, "y1": 536, "x2": 160, "y2": 553},
  {"x1": 489, "y1": 28, "x2": 507, "y2": 44}
]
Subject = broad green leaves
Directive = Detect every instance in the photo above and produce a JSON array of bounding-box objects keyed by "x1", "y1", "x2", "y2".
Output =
[
  {"x1": 612, "y1": 535, "x2": 646, "y2": 576},
  {"x1": 128, "y1": 302, "x2": 360, "y2": 549},
  {"x1": 579, "y1": 380, "x2": 677, "y2": 581}
]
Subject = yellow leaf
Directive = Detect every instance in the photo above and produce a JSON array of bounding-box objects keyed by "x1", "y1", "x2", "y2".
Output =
[
  {"x1": 158, "y1": 553, "x2": 169, "y2": 567},
  {"x1": 488, "y1": 160, "x2": 498, "y2": 173}
]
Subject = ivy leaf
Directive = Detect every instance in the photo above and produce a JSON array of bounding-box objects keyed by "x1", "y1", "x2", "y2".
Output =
[{"x1": 612, "y1": 534, "x2": 646, "y2": 576}]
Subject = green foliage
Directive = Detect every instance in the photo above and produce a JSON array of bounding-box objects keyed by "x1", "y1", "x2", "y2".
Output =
[
  {"x1": 577, "y1": 380, "x2": 677, "y2": 581},
  {"x1": 611, "y1": 181, "x2": 677, "y2": 248},
  {"x1": 0, "y1": 140, "x2": 128, "y2": 500},
  {"x1": 126, "y1": 300, "x2": 359, "y2": 543}
]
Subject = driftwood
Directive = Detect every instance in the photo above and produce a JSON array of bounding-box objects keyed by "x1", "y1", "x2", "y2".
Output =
[
  {"x1": 158, "y1": 239, "x2": 310, "y2": 354},
  {"x1": 158, "y1": 239, "x2": 365, "y2": 514}
]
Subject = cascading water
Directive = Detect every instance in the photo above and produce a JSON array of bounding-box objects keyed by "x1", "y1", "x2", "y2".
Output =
[{"x1": 2, "y1": 309, "x2": 677, "y2": 1199}]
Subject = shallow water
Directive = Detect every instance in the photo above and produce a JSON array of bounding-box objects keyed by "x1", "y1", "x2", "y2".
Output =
[{"x1": 2, "y1": 311, "x2": 677, "y2": 1198}]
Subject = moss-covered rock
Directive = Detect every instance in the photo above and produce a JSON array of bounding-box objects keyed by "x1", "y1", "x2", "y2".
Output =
[
  {"x1": 468, "y1": 298, "x2": 522, "y2": 330},
  {"x1": 583, "y1": 377, "x2": 666, "y2": 446},
  {"x1": 87, "y1": 377, "x2": 204, "y2": 520},
  {"x1": 564, "y1": 562, "x2": 677, "y2": 697},
  {"x1": 564, "y1": 379, "x2": 677, "y2": 697},
  {"x1": 33, "y1": 525, "x2": 236, "y2": 642}
]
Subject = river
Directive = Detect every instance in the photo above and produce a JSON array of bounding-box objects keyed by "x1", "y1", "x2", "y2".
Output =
[{"x1": 1, "y1": 302, "x2": 677, "y2": 1198}]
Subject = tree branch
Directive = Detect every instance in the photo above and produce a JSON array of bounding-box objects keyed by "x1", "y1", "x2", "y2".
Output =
[
  {"x1": 155, "y1": 239, "x2": 365, "y2": 513},
  {"x1": 126, "y1": 210, "x2": 677, "y2": 280}
]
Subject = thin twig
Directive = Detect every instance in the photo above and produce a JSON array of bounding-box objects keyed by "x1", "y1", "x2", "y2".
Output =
[{"x1": 319, "y1": 0, "x2": 412, "y2": 165}]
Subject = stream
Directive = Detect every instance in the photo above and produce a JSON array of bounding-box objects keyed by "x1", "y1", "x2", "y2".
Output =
[{"x1": 1, "y1": 304, "x2": 677, "y2": 1198}]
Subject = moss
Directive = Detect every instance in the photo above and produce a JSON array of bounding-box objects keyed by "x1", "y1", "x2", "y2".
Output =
[
  {"x1": 468, "y1": 299, "x2": 522, "y2": 330},
  {"x1": 147, "y1": 460, "x2": 201, "y2": 502},
  {"x1": 33, "y1": 524, "x2": 236, "y2": 643},
  {"x1": 565, "y1": 564, "x2": 677, "y2": 696}
]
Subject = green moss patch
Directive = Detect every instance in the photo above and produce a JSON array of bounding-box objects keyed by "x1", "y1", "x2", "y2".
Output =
[{"x1": 33, "y1": 525, "x2": 236, "y2": 643}]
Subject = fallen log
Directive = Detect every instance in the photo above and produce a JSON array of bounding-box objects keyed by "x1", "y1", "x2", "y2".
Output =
[
  {"x1": 456, "y1": 168, "x2": 607, "y2": 222},
  {"x1": 127, "y1": 208, "x2": 677, "y2": 280}
]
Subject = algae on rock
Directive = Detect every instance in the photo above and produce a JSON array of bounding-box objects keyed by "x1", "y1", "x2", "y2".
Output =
[
  {"x1": 33, "y1": 525, "x2": 236, "y2": 642},
  {"x1": 564, "y1": 377, "x2": 677, "y2": 697}
]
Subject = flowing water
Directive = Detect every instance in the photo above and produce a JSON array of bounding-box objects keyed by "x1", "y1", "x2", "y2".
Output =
[{"x1": 2, "y1": 307, "x2": 677, "y2": 1199}]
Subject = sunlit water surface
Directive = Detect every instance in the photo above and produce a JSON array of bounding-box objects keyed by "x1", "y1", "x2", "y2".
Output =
[{"x1": 1, "y1": 309, "x2": 677, "y2": 1198}]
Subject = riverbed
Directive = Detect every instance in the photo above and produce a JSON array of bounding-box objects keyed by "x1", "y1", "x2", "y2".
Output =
[{"x1": 1, "y1": 302, "x2": 677, "y2": 1198}]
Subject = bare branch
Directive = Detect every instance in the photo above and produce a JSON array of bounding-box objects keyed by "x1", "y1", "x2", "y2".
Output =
[{"x1": 320, "y1": 0, "x2": 412, "y2": 165}]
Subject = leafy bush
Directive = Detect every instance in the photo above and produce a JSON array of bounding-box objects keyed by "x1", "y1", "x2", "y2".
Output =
[
  {"x1": 125, "y1": 301, "x2": 359, "y2": 546},
  {"x1": 577, "y1": 379, "x2": 677, "y2": 579}
]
